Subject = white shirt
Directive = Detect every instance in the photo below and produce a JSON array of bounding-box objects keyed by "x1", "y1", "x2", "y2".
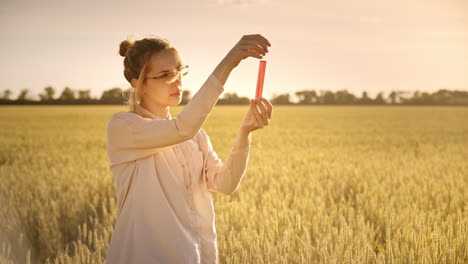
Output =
[{"x1": 105, "y1": 73, "x2": 252, "y2": 264}]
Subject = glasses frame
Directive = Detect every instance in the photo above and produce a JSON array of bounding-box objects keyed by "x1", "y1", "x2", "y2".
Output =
[{"x1": 143, "y1": 65, "x2": 189, "y2": 82}]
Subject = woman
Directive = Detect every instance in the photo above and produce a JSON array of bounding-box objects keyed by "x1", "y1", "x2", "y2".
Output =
[{"x1": 105, "y1": 34, "x2": 272, "y2": 264}]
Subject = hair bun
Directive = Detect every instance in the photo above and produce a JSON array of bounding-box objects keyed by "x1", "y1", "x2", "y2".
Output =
[{"x1": 119, "y1": 39, "x2": 134, "y2": 57}]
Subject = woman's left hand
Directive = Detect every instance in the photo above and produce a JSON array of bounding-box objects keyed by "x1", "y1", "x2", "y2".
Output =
[{"x1": 240, "y1": 97, "x2": 273, "y2": 133}]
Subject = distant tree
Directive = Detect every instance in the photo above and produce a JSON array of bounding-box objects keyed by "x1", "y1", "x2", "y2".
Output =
[
  {"x1": 74, "y1": 89, "x2": 93, "y2": 104},
  {"x1": 39, "y1": 86, "x2": 56, "y2": 101},
  {"x1": 270, "y1": 93, "x2": 291, "y2": 105},
  {"x1": 77, "y1": 90, "x2": 91, "y2": 100},
  {"x1": 430, "y1": 89, "x2": 451, "y2": 104},
  {"x1": 322, "y1": 91, "x2": 335, "y2": 104},
  {"x1": 58, "y1": 87, "x2": 75, "y2": 101},
  {"x1": 359, "y1": 91, "x2": 373, "y2": 104},
  {"x1": 2, "y1": 89, "x2": 12, "y2": 100},
  {"x1": 397, "y1": 91, "x2": 413, "y2": 104},
  {"x1": 450, "y1": 90, "x2": 468, "y2": 105},
  {"x1": 374, "y1": 92, "x2": 385, "y2": 104},
  {"x1": 16, "y1": 89, "x2": 30, "y2": 101},
  {"x1": 420, "y1": 92, "x2": 431, "y2": 104},
  {"x1": 181, "y1": 90, "x2": 191, "y2": 104},
  {"x1": 217, "y1": 92, "x2": 249, "y2": 105},
  {"x1": 101, "y1": 87, "x2": 124, "y2": 104},
  {"x1": 410, "y1": 90, "x2": 434, "y2": 105},
  {"x1": 295, "y1": 90, "x2": 317, "y2": 104},
  {"x1": 335, "y1": 90, "x2": 357, "y2": 104},
  {"x1": 388, "y1": 91, "x2": 397, "y2": 104},
  {"x1": 409, "y1": 91, "x2": 420, "y2": 104}
]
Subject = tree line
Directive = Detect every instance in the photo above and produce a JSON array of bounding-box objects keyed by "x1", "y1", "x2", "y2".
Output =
[
  {"x1": 0, "y1": 86, "x2": 467, "y2": 105},
  {"x1": 0, "y1": 86, "x2": 191, "y2": 105}
]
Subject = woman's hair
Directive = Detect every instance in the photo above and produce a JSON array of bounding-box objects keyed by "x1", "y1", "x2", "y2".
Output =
[{"x1": 118, "y1": 35, "x2": 176, "y2": 112}]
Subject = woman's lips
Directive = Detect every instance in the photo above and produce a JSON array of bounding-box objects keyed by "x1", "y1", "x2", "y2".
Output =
[{"x1": 170, "y1": 92, "x2": 181, "y2": 96}]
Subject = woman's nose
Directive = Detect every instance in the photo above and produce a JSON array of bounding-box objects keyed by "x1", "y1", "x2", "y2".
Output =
[
  {"x1": 175, "y1": 72, "x2": 183, "y2": 82},
  {"x1": 170, "y1": 74, "x2": 182, "y2": 85}
]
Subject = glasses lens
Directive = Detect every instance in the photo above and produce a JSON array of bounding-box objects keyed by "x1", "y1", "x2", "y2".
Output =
[{"x1": 165, "y1": 67, "x2": 189, "y2": 84}]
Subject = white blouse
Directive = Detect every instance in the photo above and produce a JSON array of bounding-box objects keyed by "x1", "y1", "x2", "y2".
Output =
[{"x1": 105, "y1": 73, "x2": 252, "y2": 264}]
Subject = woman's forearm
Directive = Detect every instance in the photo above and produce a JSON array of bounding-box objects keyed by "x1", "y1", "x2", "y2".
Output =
[
  {"x1": 217, "y1": 129, "x2": 251, "y2": 195},
  {"x1": 232, "y1": 128, "x2": 252, "y2": 152},
  {"x1": 212, "y1": 57, "x2": 235, "y2": 86}
]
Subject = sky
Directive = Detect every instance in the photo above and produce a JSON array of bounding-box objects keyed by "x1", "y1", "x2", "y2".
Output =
[{"x1": 0, "y1": 0, "x2": 466, "y2": 102}]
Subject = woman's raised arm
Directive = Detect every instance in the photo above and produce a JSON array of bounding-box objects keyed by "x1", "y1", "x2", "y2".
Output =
[{"x1": 106, "y1": 73, "x2": 225, "y2": 166}]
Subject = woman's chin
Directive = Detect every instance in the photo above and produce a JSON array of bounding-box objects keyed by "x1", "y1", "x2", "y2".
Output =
[{"x1": 169, "y1": 98, "x2": 181, "y2": 106}]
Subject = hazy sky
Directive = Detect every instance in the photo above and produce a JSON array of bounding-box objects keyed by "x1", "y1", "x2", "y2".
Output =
[{"x1": 1, "y1": 0, "x2": 466, "y2": 101}]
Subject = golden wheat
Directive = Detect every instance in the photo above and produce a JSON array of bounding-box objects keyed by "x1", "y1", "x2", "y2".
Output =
[{"x1": 0, "y1": 105, "x2": 466, "y2": 264}]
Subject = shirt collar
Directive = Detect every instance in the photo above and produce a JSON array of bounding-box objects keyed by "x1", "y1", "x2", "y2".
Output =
[{"x1": 135, "y1": 103, "x2": 172, "y2": 120}]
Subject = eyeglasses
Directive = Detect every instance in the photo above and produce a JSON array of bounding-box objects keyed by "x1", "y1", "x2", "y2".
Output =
[{"x1": 143, "y1": 65, "x2": 189, "y2": 84}]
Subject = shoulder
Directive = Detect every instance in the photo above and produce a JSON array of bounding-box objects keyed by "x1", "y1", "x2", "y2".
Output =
[
  {"x1": 107, "y1": 111, "x2": 140, "y2": 131},
  {"x1": 108, "y1": 111, "x2": 144, "y2": 124},
  {"x1": 109, "y1": 111, "x2": 139, "y2": 121}
]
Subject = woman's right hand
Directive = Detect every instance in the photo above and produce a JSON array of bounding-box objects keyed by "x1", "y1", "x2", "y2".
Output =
[{"x1": 223, "y1": 34, "x2": 271, "y2": 69}]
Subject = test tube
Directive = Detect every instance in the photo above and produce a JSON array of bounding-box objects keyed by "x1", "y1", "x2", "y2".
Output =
[{"x1": 256, "y1": 60, "x2": 267, "y2": 99}]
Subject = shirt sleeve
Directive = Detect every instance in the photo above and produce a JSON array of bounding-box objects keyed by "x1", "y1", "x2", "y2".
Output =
[
  {"x1": 199, "y1": 128, "x2": 252, "y2": 195},
  {"x1": 106, "y1": 73, "x2": 224, "y2": 167}
]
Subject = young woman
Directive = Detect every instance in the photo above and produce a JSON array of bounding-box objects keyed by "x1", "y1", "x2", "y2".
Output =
[{"x1": 105, "y1": 34, "x2": 272, "y2": 264}]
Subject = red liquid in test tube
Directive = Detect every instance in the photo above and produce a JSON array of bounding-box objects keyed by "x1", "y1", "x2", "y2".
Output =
[{"x1": 256, "y1": 60, "x2": 267, "y2": 99}]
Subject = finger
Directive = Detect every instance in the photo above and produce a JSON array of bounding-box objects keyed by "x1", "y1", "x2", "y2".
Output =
[
  {"x1": 259, "y1": 97, "x2": 273, "y2": 119},
  {"x1": 251, "y1": 101, "x2": 263, "y2": 127},
  {"x1": 254, "y1": 35, "x2": 271, "y2": 51},
  {"x1": 246, "y1": 47, "x2": 266, "y2": 56},
  {"x1": 239, "y1": 44, "x2": 266, "y2": 55},
  {"x1": 256, "y1": 34, "x2": 272, "y2": 47},
  {"x1": 242, "y1": 50, "x2": 263, "y2": 59},
  {"x1": 251, "y1": 99, "x2": 264, "y2": 128},
  {"x1": 255, "y1": 98, "x2": 269, "y2": 125},
  {"x1": 243, "y1": 34, "x2": 271, "y2": 50},
  {"x1": 240, "y1": 40, "x2": 269, "y2": 53}
]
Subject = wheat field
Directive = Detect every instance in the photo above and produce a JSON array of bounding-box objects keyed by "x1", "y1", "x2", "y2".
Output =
[{"x1": 0, "y1": 105, "x2": 467, "y2": 264}]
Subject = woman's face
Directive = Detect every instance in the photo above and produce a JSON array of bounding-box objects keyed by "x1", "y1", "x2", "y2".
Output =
[{"x1": 134, "y1": 49, "x2": 185, "y2": 108}]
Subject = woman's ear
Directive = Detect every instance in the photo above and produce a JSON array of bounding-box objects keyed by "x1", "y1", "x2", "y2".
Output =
[{"x1": 130, "y1": 78, "x2": 138, "y2": 88}]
